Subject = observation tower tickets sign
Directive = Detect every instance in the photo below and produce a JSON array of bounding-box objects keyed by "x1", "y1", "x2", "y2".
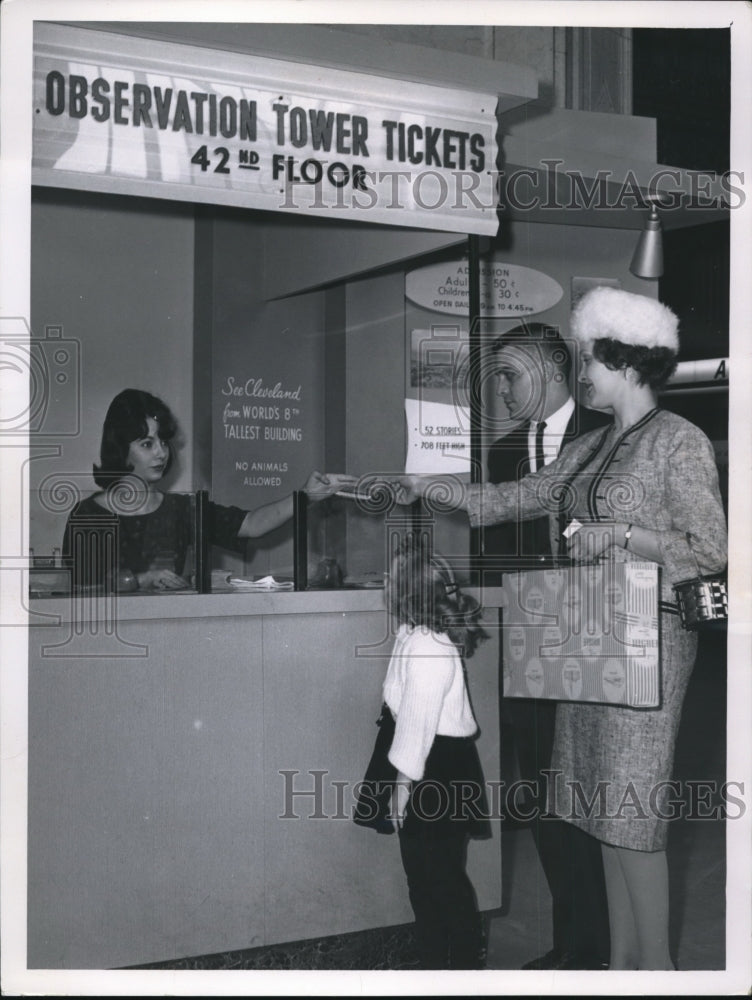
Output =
[{"x1": 33, "y1": 24, "x2": 499, "y2": 235}]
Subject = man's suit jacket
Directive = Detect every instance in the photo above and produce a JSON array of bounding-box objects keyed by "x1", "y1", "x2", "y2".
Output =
[{"x1": 483, "y1": 403, "x2": 611, "y2": 569}]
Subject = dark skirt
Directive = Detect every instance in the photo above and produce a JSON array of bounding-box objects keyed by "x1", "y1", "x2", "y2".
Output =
[{"x1": 353, "y1": 706, "x2": 490, "y2": 839}]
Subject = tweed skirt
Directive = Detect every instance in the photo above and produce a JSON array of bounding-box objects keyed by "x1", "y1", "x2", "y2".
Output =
[{"x1": 550, "y1": 612, "x2": 698, "y2": 851}]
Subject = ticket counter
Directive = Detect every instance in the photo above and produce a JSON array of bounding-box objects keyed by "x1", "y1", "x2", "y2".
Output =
[
  {"x1": 23, "y1": 24, "x2": 531, "y2": 967},
  {"x1": 28, "y1": 587, "x2": 503, "y2": 969}
]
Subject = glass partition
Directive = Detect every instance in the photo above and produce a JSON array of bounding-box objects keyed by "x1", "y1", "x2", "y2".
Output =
[
  {"x1": 294, "y1": 490, "x2": 389, "y2": 591},
  {"x1": 30, "y1": 491, "x2": 206, "y2": 597},
  {"x1": 28, "y1": 192, "x2": 475, "y2": 594}
]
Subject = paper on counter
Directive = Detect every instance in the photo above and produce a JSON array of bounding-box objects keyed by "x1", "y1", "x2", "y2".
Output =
[{"x1": 228, "y1": 575, "x2": 294, "y2": 591}]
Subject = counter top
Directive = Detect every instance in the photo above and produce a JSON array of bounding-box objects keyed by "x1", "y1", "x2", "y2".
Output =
[{"x1": 28, "y1": 586, "x2": 506, "y2": 624}]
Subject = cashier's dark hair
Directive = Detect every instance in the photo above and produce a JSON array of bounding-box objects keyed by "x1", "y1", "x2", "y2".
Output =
[
  {"x1": 93, "y1": 389, "x2": 178, "y2": 488},
  {"x1": 387, "y1": 534, "x2": 487, "y2": 657}
]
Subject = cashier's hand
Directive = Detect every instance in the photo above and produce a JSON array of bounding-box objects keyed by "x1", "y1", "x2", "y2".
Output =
[
  {"x1": 390, "y1": 773, "x2": 412, "y2": 832},
  {"x1": 303, "y1": 471, "x2": 358, "y2": 502},
  {"x1": 136, "y1": 569, "x2": 191, "y2": 591},
  {"x1": 565, "y1": 522, "x2": 616, "y2": 563}
]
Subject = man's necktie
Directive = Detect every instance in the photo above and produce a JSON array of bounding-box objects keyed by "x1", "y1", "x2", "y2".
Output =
[{"x1": 534, "y1": 420, "x2": 547, "y2": 472}]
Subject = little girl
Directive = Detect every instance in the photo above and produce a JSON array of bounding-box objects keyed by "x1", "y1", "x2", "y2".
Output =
[{"x1": 354, "y1": 533, "x2": 489, "y2": 970}]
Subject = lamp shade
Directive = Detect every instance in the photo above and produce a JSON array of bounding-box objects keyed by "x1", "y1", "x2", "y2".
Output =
[{"x1": 629, "y1": 205, "x2": 664, "y2": 279}]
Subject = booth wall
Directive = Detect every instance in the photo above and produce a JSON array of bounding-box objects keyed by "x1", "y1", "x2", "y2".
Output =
[
  {"x1": 28, "y1": 193, "x2": 650, "y2": 568},
  {"x1": 206, "y1": 212, "x2": 328, "y2": 577},
  {"x1": 206, "y1": 214, "x2": 461, "y2": 578},
  {"x1": 29, "y1": 191, "x2": 196, "y2": 555}
]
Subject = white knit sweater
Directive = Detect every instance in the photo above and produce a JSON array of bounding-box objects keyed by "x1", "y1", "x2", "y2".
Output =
[{"x1": 383, "y1": 624, "x2": 478, "y2": 782}]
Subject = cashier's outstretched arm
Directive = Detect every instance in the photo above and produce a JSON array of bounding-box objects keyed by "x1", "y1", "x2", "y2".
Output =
[{"x1": 237, "y1": 470, "x2": 358, "y2": 538}]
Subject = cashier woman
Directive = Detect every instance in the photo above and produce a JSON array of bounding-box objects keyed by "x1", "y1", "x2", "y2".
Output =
[{"x1": 62, "y1": 388, "x2": 356, "y2": 591}]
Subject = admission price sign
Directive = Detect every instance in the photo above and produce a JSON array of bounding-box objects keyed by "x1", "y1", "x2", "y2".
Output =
[
  {"x1": 33, "y1": 24, "x2": 499, "y2": 235},
  {"x1": 406, "y1": 259, "x2": 564, "y2": 317}
]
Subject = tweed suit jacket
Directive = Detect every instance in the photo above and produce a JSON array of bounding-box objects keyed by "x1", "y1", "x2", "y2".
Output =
[
  {"x1": 469, "y1": 408, "x2": 727, "y2": 603},
  {"x1": 484, "y1": 402, "x2": 611, "y2": 564}
]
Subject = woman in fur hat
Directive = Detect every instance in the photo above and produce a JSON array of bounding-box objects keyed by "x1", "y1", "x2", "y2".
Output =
[{"x1": 393, "y1": 287, "x2": 727, "y2": 969}]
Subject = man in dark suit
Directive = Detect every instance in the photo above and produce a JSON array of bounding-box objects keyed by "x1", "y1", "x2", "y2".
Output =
[{"x1": 484, "y1": 322, "x2": 611, "y2": 971}]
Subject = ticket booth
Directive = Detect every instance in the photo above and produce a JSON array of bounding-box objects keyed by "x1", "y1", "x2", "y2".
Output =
[{"x1": 20, "y1": 21, "x2": 728, "y2": 969}]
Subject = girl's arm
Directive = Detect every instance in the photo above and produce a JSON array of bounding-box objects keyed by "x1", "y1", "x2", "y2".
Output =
[
  {"x1": 387, "y1": 635, "x2": 454, "y2": 782},
  {"x1": 390, "y1": 771, "x2": 412, "y2": 832}
]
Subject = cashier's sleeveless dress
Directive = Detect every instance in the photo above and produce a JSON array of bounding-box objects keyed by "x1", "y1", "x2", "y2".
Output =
[{"x1": 62, "y1": 492, "x2": 247, "y2": 587}]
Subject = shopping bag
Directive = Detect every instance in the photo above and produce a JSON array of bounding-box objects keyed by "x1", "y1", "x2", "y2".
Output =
[{"x1": 501, "y1": 561, "x2": 660, "y2": 708}]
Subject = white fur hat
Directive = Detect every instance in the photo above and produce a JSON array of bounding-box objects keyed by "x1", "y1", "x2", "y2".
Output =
[{"x1": 570, "y1": 286, "x2": 679, "y2": 351}]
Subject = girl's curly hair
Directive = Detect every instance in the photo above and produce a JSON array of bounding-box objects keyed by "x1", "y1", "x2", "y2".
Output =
[{"x1": 387, "y1": 532, "x2": 487, "y2": 657}]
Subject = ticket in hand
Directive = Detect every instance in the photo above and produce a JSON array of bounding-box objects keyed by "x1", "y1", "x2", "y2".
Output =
[
  {"x1": 562, "y1": 519, "x2": 584, "y2": 539},
  {"x1": 335, "y1": 488, "x2": 375, "y2": 501}
]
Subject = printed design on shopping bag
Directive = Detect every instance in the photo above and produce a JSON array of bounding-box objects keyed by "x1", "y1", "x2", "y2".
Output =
[{"x1": 501, "y1": 561, "x2": 660, "y2": 707}]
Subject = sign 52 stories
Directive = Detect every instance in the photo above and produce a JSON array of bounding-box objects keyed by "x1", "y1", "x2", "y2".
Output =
[{"x1": 33, "y1": 24, "x2": 499, "y2": 235}]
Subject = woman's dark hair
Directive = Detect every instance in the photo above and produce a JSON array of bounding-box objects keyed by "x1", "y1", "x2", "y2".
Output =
[
  {"x1": 387, "y1": 533, "x2": 487, "y2": 658},
  {"x1": 93, "y1": 388, "x2": 179, "y2": 488},
  {"x1": 592, "y1": 338, "x2": 678, "y2": 390}
]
